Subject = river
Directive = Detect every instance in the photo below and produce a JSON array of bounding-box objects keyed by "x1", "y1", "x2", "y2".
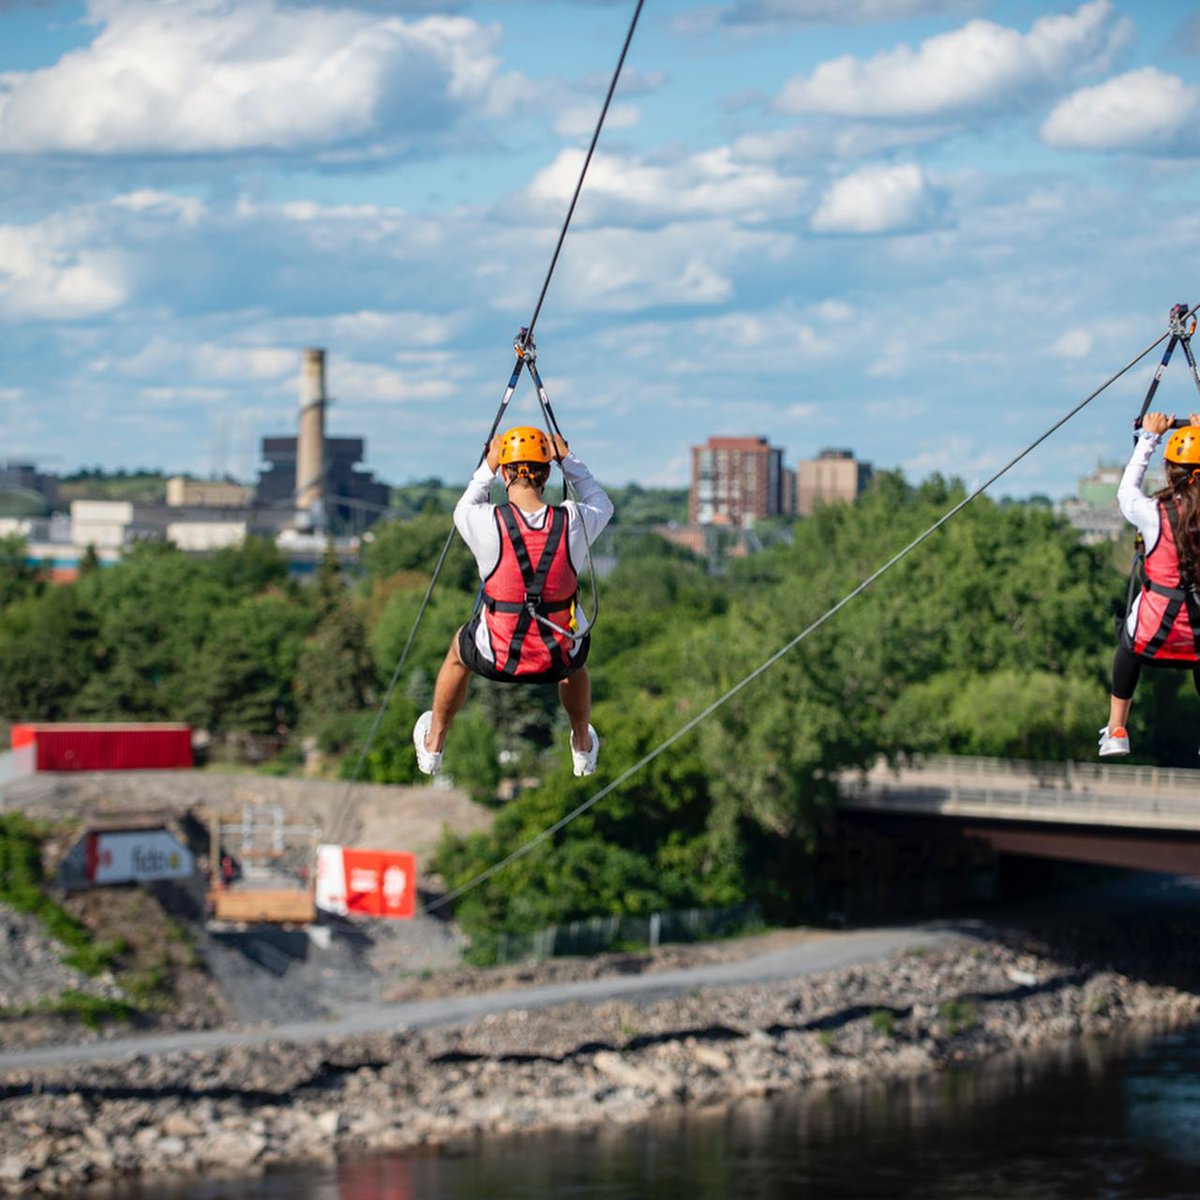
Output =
[{"x1": 86, "y1": 1020, "x2": 1200, "y2": 1199}]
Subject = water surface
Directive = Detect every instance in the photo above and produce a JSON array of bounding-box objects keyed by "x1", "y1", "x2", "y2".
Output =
[{"x1": 83, "y1": 1021, "x2": 1200, "y2": 1199}]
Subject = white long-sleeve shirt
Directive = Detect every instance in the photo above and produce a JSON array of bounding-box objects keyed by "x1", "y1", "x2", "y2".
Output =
[
  {"x1": 454, "y1": 451, "x2": 614, "y2": 663},
  {"x1": 1118, "y1": 428, "x2": 1165, "y2": 640}
]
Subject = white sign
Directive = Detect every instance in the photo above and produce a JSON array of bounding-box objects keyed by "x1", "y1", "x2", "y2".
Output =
[
  {"x1": 87, "y1": 830, "x2": 194, "y2": 884},
  {"x1": 315, "y1": 843, "x2": 348, "y2": 916}
]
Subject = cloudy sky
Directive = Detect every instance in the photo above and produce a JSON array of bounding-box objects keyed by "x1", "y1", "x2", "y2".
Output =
[{"x1": 3, "y1": 0, "x2": 1200, "y2": 497}]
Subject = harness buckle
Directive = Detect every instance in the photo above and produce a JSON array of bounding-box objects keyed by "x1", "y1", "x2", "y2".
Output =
[{"x1": 514, "y1": 328, "x2": 537, "y2": 364}]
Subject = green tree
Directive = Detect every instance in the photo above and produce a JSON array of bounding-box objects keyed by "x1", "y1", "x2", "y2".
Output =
[
  {"x1": 296, "y1": 599, "x2": 375, "y2": 727},
  {"x1": 0, "y1": 587, "x2": 100, "y2": 719},
  {"x1": 363, "y1": 514, "x2": 478, "y2": 592},
  {"x1": 0, "y1": 535, "x2": 42, "y2": 611},
  {"x1": 192, "y1": 595, "x2": 315, "y2": 733}
]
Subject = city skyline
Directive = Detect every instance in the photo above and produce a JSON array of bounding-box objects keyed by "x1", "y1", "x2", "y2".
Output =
[{"x1": 4, "y1": 2, "x2": 1200, "y2": 499}]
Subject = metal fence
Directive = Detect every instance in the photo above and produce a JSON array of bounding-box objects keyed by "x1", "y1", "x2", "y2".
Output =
[
  {"x1": 912, "y1": 754, "x2": 1200, "y2": 793},
  {"x1": 494, "y1": 902, "x2": 761, "y2": 965}
]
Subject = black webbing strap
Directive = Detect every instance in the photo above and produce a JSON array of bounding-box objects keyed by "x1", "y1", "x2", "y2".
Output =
[{"x1": 496, "y1": 505, "x2": 571, "y2": 676}]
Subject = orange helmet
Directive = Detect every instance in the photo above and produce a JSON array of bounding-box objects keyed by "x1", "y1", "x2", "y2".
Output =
[
  {"x1": 497, "y1": 426, "x2": 552, "y2": 466},
  {"x1": 1165, "y1": 426, "x2": 1200, "y2": 465}
]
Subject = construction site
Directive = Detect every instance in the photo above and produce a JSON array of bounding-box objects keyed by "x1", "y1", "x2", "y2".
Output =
[{"x1": 0, "y1": 732, "x2": 495, "y2": 1037}]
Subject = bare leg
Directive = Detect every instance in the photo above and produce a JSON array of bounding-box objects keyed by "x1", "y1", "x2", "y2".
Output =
[
  {"x1": 558, "y1": 668, "x2": 592, "y2": 750},
  {"x1": 428, "y1": 635, "x2": 471, "y2": 751},
  {"x1": 1106, "y1": 694, "x2": 1132, "y2": 731}
]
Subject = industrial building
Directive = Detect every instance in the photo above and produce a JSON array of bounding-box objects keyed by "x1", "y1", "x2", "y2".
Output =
[
  {"x1": 166, "y1": 478, "x2": 252, "y2": 508},
  {"x1": 0, "y1": 461, "x2": 58, "y2": 516},
  {"x1": 10, "y1": 348, "x2": 390, "y2": 577},
  {"x1": 253, "y1": 348, "x2": 389, "y2": 535},
  {"x1": 1058, "y1": 461, "x2": 1163, "y2": 545}
]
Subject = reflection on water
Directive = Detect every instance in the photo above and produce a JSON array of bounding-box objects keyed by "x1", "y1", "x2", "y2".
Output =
[{"x1": 76, "y1": 1023, "x2": 1200, "y2": 1200}]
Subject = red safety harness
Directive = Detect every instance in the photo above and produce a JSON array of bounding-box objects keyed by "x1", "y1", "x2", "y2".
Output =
[
  {"x1": 481, "y1": 503, "x2": 578, "y2": 677},
  {"x1": 1124, "y1": 498, "x2": 1200, "y2": 662}
]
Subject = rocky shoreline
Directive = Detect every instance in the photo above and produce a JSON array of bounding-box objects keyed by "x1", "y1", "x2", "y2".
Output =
[{"x1": 1, "y1": 930, "x2": 1198, "y2": 1196}]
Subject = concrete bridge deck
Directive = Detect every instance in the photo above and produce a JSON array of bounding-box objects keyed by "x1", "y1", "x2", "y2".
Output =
[
  {"x1": 839, "y1": 755, "x2": 1200, "y2": 874},
  {"x1": 840, "y1": 755, "x2": 1200, "y2": 832}
]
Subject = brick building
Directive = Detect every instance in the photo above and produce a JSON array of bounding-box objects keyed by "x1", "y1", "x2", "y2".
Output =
[{"x1": 690, "y1": 436, "x2": 785, "y2": 526}]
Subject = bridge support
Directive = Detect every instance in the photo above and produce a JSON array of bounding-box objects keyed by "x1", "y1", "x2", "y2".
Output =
[
  {"x1": 957, "y1": 823, "x2": 1200, "y2": 876},
  {"x1": 844, "y1": 811, "x2": 1200, "y2": 876}
]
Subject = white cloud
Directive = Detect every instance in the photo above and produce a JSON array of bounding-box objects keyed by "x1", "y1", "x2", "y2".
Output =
[
  {"x1": 593, "y1": 306, "x2": 842, "y2": 375},
  {"x1": 902, "y1": 433, "x2": 1002, "y2": 486},
  {"x1": 810, "y1": 162, "x2": 938, "y2": 234},
  {"x1": 775, "y1": 0, "x2": 1129, "y2": 120},
  {"x1": 1041, "y1": 68, "x2": 1200, "y2": 154},
  {"x1": 0, "y1": 0, "x2": 506, "y2": 156},
  {"x1": 272, "y1": 310, "x2": 464, "y2": 350},
  {"x1": 526, "y1": 146, "x2": 806, "y2": 226},
  {"x1": 553, "y1": 101, "x2": 640, "y2": 138},
  {"x1": 1052, "y1": 328, "x2": 1094, "y2": 359},
  {"x1": 0, "y1": 216, "x2": 128, "y2": 319},
  {"x1": 110, "y1": 338, "x2": 297, "y2": 382},
  {"x1": 724, "y1": 0, "x2": 978, "y2": 27},
  {"x1": 111, "y1": 190, "x2": 207, "y2": 225},
  {"x1": 333, "y1": 358, "x2": 458, "y2": 406}
]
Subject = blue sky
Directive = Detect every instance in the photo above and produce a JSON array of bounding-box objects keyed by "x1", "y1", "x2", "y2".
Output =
[{"x1": 3, "y1": 0, "x2": 1200, "y2": 497}]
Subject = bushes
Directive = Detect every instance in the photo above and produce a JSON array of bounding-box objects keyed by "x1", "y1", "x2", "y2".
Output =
[{"x1": 0, "y1": 815, "x2": 124, "y2": 977}]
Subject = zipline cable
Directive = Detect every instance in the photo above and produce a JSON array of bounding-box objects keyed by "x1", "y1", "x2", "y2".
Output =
[
  {"x1": 522, "y1": 0, "x2": 645, "y2": 351},
  {"x1": 326, "y1": 0, "x2": 645, "y2": 848},
  {"x1": 423, "y1": 307, "x2": 1197, "y2": 914}
]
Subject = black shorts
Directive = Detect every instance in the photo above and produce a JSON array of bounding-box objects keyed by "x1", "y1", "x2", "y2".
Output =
[{"x1": 457, "y1": 616, "x2": 590, "y2": 685}]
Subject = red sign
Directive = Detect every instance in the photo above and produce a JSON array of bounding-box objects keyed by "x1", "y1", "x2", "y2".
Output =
[{"x1": 315, "y1": 845, "x2": 416, "y2": 919}]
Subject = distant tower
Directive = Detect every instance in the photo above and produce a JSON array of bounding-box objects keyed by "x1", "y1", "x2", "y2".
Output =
[{"x1": 296, "y1": 348, "x2": 327, "y2": 530}]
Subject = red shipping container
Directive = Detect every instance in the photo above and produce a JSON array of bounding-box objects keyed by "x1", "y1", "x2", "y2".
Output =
[{"x1": 10, "y1": 723, "x2": 193, "y2": 771}]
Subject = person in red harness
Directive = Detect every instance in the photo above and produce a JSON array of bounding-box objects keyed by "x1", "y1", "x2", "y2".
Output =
[
  {"x1": 1100, "y1": 410, "x2": 1200, "y2": 756},
  {"x1": 413, "y1": 425, "x2": 613, "y2": 777}
]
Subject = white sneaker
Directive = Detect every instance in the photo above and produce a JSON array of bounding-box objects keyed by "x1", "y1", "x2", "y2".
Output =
[
  {"x1": 1098, "y1": 725, "x2": 1130, "y2": 757},
  {"x1": 571, "y1": 725, "x2": 599, "y2": 777},
  {"x1": 413, "y1": 711, "x2": 443, "y2": 776}
]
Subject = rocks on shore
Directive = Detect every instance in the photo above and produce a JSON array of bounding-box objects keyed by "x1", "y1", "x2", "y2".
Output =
[
  {"x1": 0, "y1": 907, "x2": 125, "y2": 1014},
  {"x1": 0, "y1": 937, "x2": 1197, "y2": 1196}
]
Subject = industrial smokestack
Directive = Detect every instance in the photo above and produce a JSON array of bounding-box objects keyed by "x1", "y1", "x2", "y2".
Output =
[{"x1": 296, "y1": 347, "x2": 327, "y2": 531}]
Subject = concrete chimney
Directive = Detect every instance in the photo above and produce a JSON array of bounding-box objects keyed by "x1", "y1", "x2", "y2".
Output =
[{"x1": 296, "y1": 347, "x2": 326, "y2": 530}]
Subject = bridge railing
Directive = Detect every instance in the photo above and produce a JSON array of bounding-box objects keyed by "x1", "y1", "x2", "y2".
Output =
[
  {"x1": 874, "y1": 754, "x2": 1200, "y2": 795},
  {"x1": 841, "y1": 777, "x2": 1200, "y2": 830}
]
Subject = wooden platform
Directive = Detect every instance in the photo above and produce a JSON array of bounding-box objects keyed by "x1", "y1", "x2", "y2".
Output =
[{"x1": 208, "y1": 887, "x2": 315, "y2": 924}]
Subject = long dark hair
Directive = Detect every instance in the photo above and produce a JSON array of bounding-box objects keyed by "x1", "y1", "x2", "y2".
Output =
[{"x1": 1157, "y1": 462, "x2": 1200, "y2": 586}]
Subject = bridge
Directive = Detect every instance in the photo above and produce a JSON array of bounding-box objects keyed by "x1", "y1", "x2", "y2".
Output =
[{"x1": 838, "y1": 755, "x2": 1200, "y2": 874}]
